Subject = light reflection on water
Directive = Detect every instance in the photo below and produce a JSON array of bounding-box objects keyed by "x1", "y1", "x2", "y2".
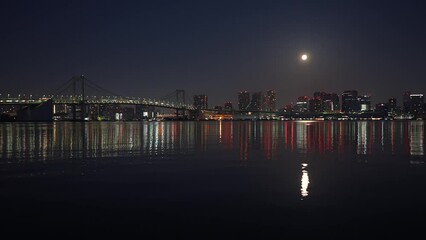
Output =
[
  {"x1": 0, "y1": 120, "x2": 425, "y2": 161},
  {"x1": 301, "y1": 163, "x2": 310, "y2": 199}
]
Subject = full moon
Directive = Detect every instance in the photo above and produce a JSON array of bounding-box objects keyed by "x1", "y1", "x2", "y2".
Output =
[{"x1": 301, "y1": 54, "x2": 308, "y2": 61}]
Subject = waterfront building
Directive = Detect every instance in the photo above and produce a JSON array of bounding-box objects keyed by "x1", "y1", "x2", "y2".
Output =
[
  {"x1": 238, "y1": 91, "x2": 250, "y2": 110},
  {"x1": 403, "y1": 91, "x2": 411, "y2": 113},
  {"x1": 249, "y1": 92, "x2": 262, "y2": 111},
  {"x1": 194, "y1": 94, "x2": 208, "y2": 109},
  {"x1": 313, "y1": 91, "x2": 340, "y2": 112},
  {"x1": 263, "y1": 90, "x2": 276, "y2": 112},
  {"x1": 309, "y1": 98, "x2": 322, "y2": 113},
  {"x1": 410, "y1": 94, "x2": 424, "y2": 115},
  {"x1": 294, "y1": 96, "x2": 309, "y2": 113},
  {"x1": 341, "y1": 90, "x2": 360, "y2": 113},
  {"x1": 359, "y1": 95, "x2": 371, "y2": 112},
  {"x1": 224, "y1": 101, "x2": 233, "y2": 110},
  {"x1": 375, "y1": 103, "x2": 388, "y2": 114},
  {"x1": 388, "y1": 98, "x2": 397, "y2": 114}
]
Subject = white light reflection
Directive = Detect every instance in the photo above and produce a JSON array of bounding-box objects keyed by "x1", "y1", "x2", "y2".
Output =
[
  {"x1": 357, "y1": 121, "x2": 367, "y2": 155},
  {"x1": 301, "y1": 163, "x2": 310, "y2": 200},
  {"x1": 410, "y1": 121, "x2": 424, "y2": 156},
  {"x1": 296, "y1": 122, "x2": 307, "y2": 153},
  {"x1": 219, "y1": 119, "x2": 222, "y2": 143}
]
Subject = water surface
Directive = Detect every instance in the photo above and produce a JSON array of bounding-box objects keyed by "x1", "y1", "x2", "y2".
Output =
[{"x1": 1, "y1": 120, "x2": 425, "y2": 238}]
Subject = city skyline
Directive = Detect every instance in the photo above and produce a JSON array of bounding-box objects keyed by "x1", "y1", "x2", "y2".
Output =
[{"x1": 1, "y1": 1, "x2": 426, "y2": 108}]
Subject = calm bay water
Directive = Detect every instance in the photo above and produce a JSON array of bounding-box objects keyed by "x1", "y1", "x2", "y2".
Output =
[
  {"x1": 1, "y1": 120, "x2": 426, "y2": 238},
  {"x1": 1, "y1": 120, "x2": 424, "y2": 161}
]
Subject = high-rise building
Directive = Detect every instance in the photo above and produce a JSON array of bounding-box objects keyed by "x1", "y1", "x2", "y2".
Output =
[
  {"x1": 323, "y1": 100, "x2": 334, "y2": 112},
  {"x1": 375, "y1": 103, "x2": 388, "y2": 114},
  {"x1": 224, "y1": 101, "x2": 233, "y2": 110},
  {"x1": 410, "y1": 94, "x2": 424, "y2": 115},
  {"x1": 341, "y1": 90, "x2": 360, "y2": 113},
  {"x1": 193, "y1": 94, "x2": 208, "y2": 109},
  {"x1": 294, "y1": 96, "x2": 309, "y2": 113},
  {"x1": 312, "y1": 91, "x2": 339, "y2": 112},
  {"x1": 403, "y1": 91, "x2": 411, "y2": 113},
  {"x1": 309, "y1": 98, "x2": 322, "y2": 113},
  {"x1": 238, "y1": 91, "x2": 250, "y2": 110},
  {"x1": 359, "y1": 95, "x2": 371, "y2": 112},
  {"x1": 282, "y1": 104, "x2": 293, "y2": 113},
  {"x1": 263, "y1": 90, "x2": 277, "y2": 112},
  {"x1": 249, "y1": 92, "x2": 262, "y2": 111},
  {"x1": 329, "y1": 93, "x2": 340, "y2": 112},
  {"x1": 388, "y1": 98, "x2": 397, "y2": 113}
]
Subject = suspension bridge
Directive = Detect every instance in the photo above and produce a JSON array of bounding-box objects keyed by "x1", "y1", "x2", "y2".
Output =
[{"x1": 0, "y1": 76, "x2": 196, "y2": 121}]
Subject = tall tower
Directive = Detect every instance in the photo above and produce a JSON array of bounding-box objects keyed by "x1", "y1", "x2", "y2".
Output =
[
  {"x1": 388, "y1": 98, "x2": 397, "y2": 113},
  {"x1": 238, "y1": 91, "x2": 250, "y2": 110},
  {"x1": 410, "y1": 94, "x2": 424, "y2": 116},
  {"x1": 264, "y1": 90, "x2": 276, "y2": 112},
  {"x1": 193, "y1": 94, "x2": 208, "y2": 109},
  {"x1": 403, "y1": 91, "x2": 411, "y2": 113},
  {"x1": 249, "y1": 92, "x2": 262, "y2": 111},
  {"x1": 341, "y1": 90, "x2": 359, "y2": 113}
]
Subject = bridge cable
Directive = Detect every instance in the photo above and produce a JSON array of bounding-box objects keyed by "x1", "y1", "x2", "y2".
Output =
[
  {"x1": 49, "y1": 78, "x2": 74, "y2": 96},
  {"x1": 84, "y1": 78, "x2": 123, "y2": 97}
]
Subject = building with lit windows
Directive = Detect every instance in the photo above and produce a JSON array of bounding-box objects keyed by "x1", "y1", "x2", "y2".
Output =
[
  {"x1": 388, "y1": 98, "x2": 397, "y2": 113},
  {"x1": 312, "y1": 91, "x2": 340, "y2": 112},
  {"x1": 224, "y1": 101, "x2": 233, "y2": 110},
  {"x1": 403, "y1": 91, "x2": 411, "y2": 113},
  {"x1": 263, "y1": 90, "x2": 276, "y2": 112},
  {"x1": 294, "y1": 96, "x2": 309, "y2": 113},
  {"x1": 193, "y1": 94, "x2": 208, "y2": 109},
  {"x1": 342, "y1": 90, "x2": 360, "y2": 113},
  {"x1": 359, "y1": 95, "x2": 371, "y2": 112},
  {"x1": 410, "y1": 94, "x2": 424, "y2": 116},
  {"x1": 249, "y1": 92, "x2": 262, "y2": 111},
  {"x1": 238, "y1": 91, "x2": 250, "y2": 110}
]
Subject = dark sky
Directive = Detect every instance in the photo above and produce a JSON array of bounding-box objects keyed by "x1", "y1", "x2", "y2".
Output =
[{"x1": 1, "y1": 0, "x2": 426, "y2": 107}]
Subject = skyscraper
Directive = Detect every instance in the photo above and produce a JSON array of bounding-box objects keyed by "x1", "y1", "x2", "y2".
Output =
[
  {"x1": 410, "y1": 94, "x2": 424, "y2": 115},
  {"x1": 329, "y1": 93, "x2": 340, "y2": 112},
  {"x1": 238, "y1": 91, "x2": 250, "y2": 110},
  {"x1": 388, "y1": 98, "x2": 397, "y2": 113},
  {"x1": 359, "y1": 95, "x2": 371, "y2": 112},
  {"x1": 294, "y1": 96, "x2": 309, "y2": 113},
  {"x1": 309, "y1": 98, "x2": 322, "y2": 113},
  {"x1": 403, "y1": 91, "x2": 412, "y2": 113},
  {"x1": 341, "y1": 90, "x2": 360, "y2": 113},
  {"x1": 193, "y1": 94, "x2": 208, "y2": 109},
  {"x1": 312, "y1": 91, "x2": 340, "y2": 112},
  {"x1": 263, "y1": 90, "x2": 276, "y2": 112},
  {"x1": 249, "y1": 92, "x2": 262, "y2": 111}
]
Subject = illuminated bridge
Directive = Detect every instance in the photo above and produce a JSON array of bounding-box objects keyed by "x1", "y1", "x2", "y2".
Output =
[
  {"x1": 0, "y1": 95, "x2": 195, "y2": 110},
  {"x1": 0, "y1": 76, "x2": 196, "y2": 121},
  {"x1": 0, "y1": 96, "x2": 195, "y2": 110}
]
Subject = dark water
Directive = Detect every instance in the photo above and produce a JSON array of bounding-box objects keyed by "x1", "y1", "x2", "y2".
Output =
[{"x1": 1, "y1": 121, "x2": 426, "y2": 238}]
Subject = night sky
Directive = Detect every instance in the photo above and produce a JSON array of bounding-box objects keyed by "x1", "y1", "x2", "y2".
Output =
[{"x1": 1, "y1": 0, "x2": 426, "y2": 107}]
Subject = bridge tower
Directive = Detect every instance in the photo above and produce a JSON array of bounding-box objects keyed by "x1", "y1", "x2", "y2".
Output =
[
  {"x1": 176, "y1": 90, "x2": 186, "y2": 104},
  {"x1": 175, "y1": 89, "x2": 187, "y2": 119},
  {"x1": 71, "y1": 75, "x2": 86, "y2": 121}
]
